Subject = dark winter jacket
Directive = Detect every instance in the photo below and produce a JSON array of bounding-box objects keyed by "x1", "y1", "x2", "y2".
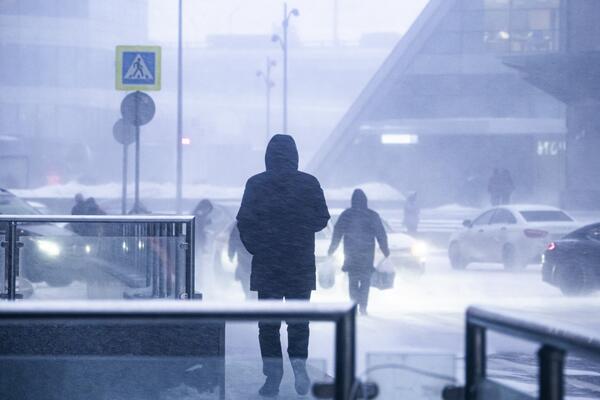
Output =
[
  {"x1": 236, "y1": 134, "x2": 330, "y2": 293},
  {"x1": 328, "y1": 189, "x2": 390, "y2": 274}
]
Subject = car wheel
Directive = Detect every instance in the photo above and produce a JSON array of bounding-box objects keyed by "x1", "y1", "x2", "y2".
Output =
[
  {"x1": 503, "y1": 244, "x2": 526, "y2": 271},
  {"x1": 449, "y1": 242, "x2": 468, "y2": 270},
  {"x1": 557, "y1": 263, "x2": 593, "y2": 296}
]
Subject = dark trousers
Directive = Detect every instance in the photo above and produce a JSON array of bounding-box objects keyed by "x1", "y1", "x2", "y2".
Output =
[
  {"x1": 257, "y1": 290, "x2": 311, "y2": 379},
  {"x1": 348, "y1": 272, "x2": 371, "y2": 313}
]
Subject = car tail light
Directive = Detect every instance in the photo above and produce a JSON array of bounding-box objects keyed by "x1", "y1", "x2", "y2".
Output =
[
  {"x1": 547, "y1": 242, "x2": 556, "y2": 251},
  {"x1": 524, "y1": 229, "x2": 548, "y2": 238}
]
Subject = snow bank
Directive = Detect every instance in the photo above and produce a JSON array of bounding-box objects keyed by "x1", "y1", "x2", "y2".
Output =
[
  {"x1": 13, "y1": 181, "x2": 405, "y2": 202},
  {"x1": 12, "y1": 181, "x2": 244, "y2": 200}
]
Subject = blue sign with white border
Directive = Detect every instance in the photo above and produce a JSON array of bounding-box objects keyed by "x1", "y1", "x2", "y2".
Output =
[{"x1": 116, "y1": 45, "x2": 161, "y2": 91}]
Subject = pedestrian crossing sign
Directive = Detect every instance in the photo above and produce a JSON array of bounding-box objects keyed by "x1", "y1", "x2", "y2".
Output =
[{"x1": 116, "y1": 45, "x2": 161, "y2": 91}]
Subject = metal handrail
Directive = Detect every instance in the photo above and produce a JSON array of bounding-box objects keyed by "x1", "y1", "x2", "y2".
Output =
[
  {"x1": 0, "y1": 215, "x2": 196, "y2": 301},
  {"x1": 444, "y1": 306, "x2": 600, "y2": 400},
  {"x1": 0, "y1": 300, "x2": 357, "y2": 400},
  {"x1": 467, "y1": 307, "x2": 600, "y2": 362},
  {"x1": 0, "y1": 215, "x2": 195, "y2": 223}
]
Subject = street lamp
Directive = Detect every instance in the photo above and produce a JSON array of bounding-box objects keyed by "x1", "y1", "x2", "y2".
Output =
[
  {"x1": 176, "y1": 0, "x2": 183, "y2": 214},
  {"x1": 271, "y1": 2, "x2": 299, "y2": 133},
  {"x1": 256, "y1": 57, "x2": 277, "y2": 143}
]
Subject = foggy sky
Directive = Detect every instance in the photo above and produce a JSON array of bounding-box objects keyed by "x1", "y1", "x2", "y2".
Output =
[{"x1": 148, "y1": 0, "x2": 429, "y2": 44}]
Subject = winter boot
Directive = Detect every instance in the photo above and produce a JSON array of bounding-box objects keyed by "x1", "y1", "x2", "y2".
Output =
[
  {"x1": 291, "y1": 359, "x2": 311, "y2": 396},
  {"x1": 259, "y1": 358, "x2": 283, "y2": 397},
  {"x1": 258, "y1": 376, "x2": 280, "y2": 398}
]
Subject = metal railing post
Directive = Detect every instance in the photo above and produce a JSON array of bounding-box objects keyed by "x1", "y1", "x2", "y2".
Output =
[
  {"x1": 185, "y1": 219, "x2": 195, "y2": 299},
  {"x1": 335, "y1": 305, "x2": 356, "y2": 399},
  {"x1": 466, "y1": 322, "x2": 486, "y2": 400},
  {"x1": 539, "y1": 345, "x2": 565, "y2": 400},
  {"x1": 4, "y1": 221, "x2": 17, "y2": 301}
]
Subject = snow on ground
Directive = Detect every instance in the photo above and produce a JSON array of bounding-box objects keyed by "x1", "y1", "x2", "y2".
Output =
[{"x1": 214, "y1": 253, "x2": 600, "y2": 398}]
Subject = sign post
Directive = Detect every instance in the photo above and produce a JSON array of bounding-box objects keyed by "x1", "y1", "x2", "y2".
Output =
[
  {"x1": 120, "y1": 92, "x2": 155, "y2": 212},
  {"x1": 116, "y1": 45, "x2": 160, "y2": 213},
  {"x1": 112, "y1": 119, "x2": 136, "y2": 214}
]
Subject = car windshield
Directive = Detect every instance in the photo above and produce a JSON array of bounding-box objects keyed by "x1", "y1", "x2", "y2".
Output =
[
  {"x1": 519, "y1": 210, "x2": 573, "y2": 222},
  {"x1": 0, "y1": 192, "x2": 39, "y2": 215}
]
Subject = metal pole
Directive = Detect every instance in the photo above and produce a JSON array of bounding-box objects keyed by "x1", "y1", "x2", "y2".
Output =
[
  {"x1": 465, "y1": 322, "x2": 486, "y2": 400},
  {"x1": 134, "y1": 124, "x2": 140, "y2": 210},
  {"x1": 5, "y1": 222, "x2": 17, "y2": 301},
  {"x1": 538, "y1": 345, "x2": 565, "y2": 400},
  {"x1": 266, "y1": 58, "x2": 272, "y2": 143},
  {"x1": 176, "y1": 0, "x2": 184, "y2": 214},
  {"x1": 185, "y1": 219, "x2": 195, "y2": 299},
  {"x1": 333, "y1": 0, "x2": 339, "y2": 46},
  {"x1": 335, "y1": 305, "x2": 356, "y2": 400},
  {"x1": 121, "y1": 144, "x2": 128, "y2": 215},
  {"x1": 283, "y1": 2, "x2": 288, "y2": 133}
]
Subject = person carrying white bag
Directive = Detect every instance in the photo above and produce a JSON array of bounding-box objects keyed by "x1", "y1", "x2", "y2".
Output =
[
  {"x1": 328, "y1": 189, "x2": 390, "y2": 315},
  {"x1": 371, "y1": 256, "x2": 396, "y2": 290}
]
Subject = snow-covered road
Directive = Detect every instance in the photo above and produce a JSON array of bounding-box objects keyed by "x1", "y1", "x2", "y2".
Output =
[{"x1": 220, "y1": 253, "x2": 600, "y2": 399}]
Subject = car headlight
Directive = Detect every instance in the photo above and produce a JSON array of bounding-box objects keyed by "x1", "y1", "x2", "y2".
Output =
[
  {"x1": 36, "y1": 239, "x2": 61, "y2": 257},
  {"x1": 410, "y1": 241, "x2": 428, "y2": 258}
]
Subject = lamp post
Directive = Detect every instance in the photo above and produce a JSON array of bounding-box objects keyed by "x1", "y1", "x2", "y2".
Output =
[
  {"x1": 271, "y1": 2, "x2": 299, "y2": 133},
  {"x1": 256, "y1": 57, "x2": 277, "y2": 143},
  {"x1": 176, "y1": 0, "x2": 183, "y2": 214}
]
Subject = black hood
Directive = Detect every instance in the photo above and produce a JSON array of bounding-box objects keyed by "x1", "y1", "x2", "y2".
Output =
[
  {"x1": 351, "y1": 189, "x2": 368, "y2": 209},
  {"x1": 265, "y1": 134, "x2": 299, "y2": 172}
]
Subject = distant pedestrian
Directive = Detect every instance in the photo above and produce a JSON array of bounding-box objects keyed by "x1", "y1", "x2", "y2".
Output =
[
  {"x1": 69, "y1": 195, "x2": 105, "y2": 236},
  {"x1": 328, "y1": 189, "x2": 390, "y2": 315},
  {"x1": 488, "y1": 169, "x2": 503, "y2": 206},
  {"x1": 403, "y1": 192, "x2": 420, "y2": 235},
  {"x1": 83, "y1": 197, "x2": 106, "y2": 215},
  {"x1": 237, "y1": 134, "x2": 330, "y2": 397},
  {"x1": 193, "y1": 199, "x2": 214, "y2": 254},
  {"x1": 71, "y1": 193, "x2": 86, "y2": 215},
  {"x1": 499, "y1": 169, "x2": 515, "y2": 205},
  {"x1": 228, "y1": 224, "x2": 254, "y2": 299}
]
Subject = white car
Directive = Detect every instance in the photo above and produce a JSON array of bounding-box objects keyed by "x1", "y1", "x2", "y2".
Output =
[
  {"x1": 448, "y1": 205, "x2": 579, "y2": 270},
  {"x1": 315, "y1": 216, "x2": 427, "y2": 285}
]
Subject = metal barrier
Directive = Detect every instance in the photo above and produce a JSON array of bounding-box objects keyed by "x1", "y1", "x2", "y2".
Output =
[
  {"x1": 0, "y1": 300, "x2": 357, "y2": 400},
  {"x1": 0, "y1": 215, "x2": 195, "y2": 300},
  {"x1": 443, "y1": 306, "x2": 600, "y2": 400}
]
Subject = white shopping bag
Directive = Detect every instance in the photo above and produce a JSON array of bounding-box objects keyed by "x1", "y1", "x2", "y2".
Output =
[
  {"x1": 318, "y1": 257, "x2": 336, "y2": 289},
  {"x1": 375, "y1": 257, "x2": 395, "y2": 273}
]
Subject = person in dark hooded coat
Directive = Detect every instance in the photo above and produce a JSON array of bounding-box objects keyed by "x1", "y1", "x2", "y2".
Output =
[
  {"x1": 236, "y1": 134, "x2": 330, "y2": 397},
  {"x1": 328, "y1": 189, "x2": 390, "y2": 315}
]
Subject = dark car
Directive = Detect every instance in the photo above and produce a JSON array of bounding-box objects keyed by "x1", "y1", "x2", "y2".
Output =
[
  {"x1": 0, "y1": 189, "x2": 87, "y2": 292},
  {"x1": 542, "y1": 223, "x2": 600, "y2": 296}
]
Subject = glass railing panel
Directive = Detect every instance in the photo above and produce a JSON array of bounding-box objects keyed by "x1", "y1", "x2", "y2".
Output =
[
  {"x1": 15, "y1": 221, "x2": 190, "y2": 300},
  {"x1": 366, "y1": 352, "x2": 456, "y2": 399}
]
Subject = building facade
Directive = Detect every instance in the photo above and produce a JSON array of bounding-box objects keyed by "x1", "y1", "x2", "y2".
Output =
[{"x1": 310, "y1": 0, "x2": 577, "y2": 207}]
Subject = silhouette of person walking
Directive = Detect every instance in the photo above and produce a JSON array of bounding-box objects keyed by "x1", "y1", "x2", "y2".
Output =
[
  {"x1": 133, "y1": 57, "x2": 145, "y2": 78},
  {"x1": 328, "y1": 189, "x2": 389, "y2": 315},
  {"x1": 237, "y1": 134, "x2": 330, "y2": 397}
]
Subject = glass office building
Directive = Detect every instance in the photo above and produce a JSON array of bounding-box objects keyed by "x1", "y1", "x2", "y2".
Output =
[{"x1": 311, "y1": 0, "x2": 574, "y2": 207}]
